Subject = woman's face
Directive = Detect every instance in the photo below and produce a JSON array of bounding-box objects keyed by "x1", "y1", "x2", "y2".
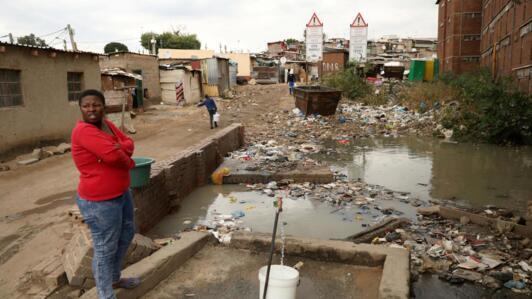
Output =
[{"x1": 80, "y1": 95, "x2": 104, "y2": 124}]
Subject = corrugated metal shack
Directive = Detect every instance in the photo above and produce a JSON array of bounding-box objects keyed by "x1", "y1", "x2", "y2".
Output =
[
  {"x1": 100, "y1": 68, "x2": 141, "y2": 133},
  {"x1": 201, "y1": 57, "x2": 230, "y2": 97},
  {"x1": 229, "y1": 60, "x2": 238, "y2": 88},
  {"x1": 101, "y1": 68, "x2": 141, "y2": 113},
  {"x1": 159, "y1": 64, "x2": 203, "y2": 105}
]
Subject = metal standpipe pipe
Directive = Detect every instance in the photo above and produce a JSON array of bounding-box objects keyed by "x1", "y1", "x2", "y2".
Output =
[{"x1": 262, "y1": 197, "x2": 283, "y2": 299}]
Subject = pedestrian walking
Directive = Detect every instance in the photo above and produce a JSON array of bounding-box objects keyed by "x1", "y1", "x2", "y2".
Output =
[
  {"x1": 287, "y1": 69, "x2": 296, "y2": 95},
  {"x1": 71, "y1": 89, "x2": 140, "y2": 299},
  {"x1": 197, "y1": 95, "x2": 218, "y2": 129}
]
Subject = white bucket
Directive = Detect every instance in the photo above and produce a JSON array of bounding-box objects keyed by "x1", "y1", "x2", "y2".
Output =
[{"x1": 258, "y1": 265, "x2": 299, "y2": 299}]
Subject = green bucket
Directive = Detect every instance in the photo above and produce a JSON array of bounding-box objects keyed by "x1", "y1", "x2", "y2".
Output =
[{"x1": 130, "y1": 157, "x2": 155, "y2": 188}]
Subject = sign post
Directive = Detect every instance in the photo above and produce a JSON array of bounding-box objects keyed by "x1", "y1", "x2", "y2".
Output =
[
  {"x1": 349, "y1": 13, "x2": 368, "y2": 63},
  {"x1": 305, "y1": 13, "x2": 323, "y2": 63}
]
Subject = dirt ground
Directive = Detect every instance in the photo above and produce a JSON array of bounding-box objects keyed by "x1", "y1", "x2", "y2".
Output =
[
  {"x1": 143, "y1": 244, "x2": 382, "y2": 299},
  {"x1": 0, "y1": 84, "x2": 293, "y2": 298}
]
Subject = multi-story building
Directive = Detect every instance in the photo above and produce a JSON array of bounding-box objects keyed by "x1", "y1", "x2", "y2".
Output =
[
  {"x1": 437, "y1": 0, "x2": 531, "y2": 93},
  {"x1": 480, "y1": 0, "x2": 531, "y2": 93},
  {"x1": 436, "y1": 0, "x2": 482, "y2": 74}
]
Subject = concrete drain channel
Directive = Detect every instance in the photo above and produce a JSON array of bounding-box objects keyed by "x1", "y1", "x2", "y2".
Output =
[{"x1": 74, "y1": 123, "x2": 410, "y2": 299}]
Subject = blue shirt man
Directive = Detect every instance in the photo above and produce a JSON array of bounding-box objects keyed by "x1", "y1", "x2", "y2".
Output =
[{"x1": 197, "y1": 96, "x2": 218, "y2": 129}]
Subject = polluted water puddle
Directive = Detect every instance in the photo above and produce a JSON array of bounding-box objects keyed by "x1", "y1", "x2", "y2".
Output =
[{"x1": 150, "y1": 184, "x2": 419, "y2": 240}]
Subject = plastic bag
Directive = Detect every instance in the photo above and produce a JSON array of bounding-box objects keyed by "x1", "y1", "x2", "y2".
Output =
[
  {"x1": 213, "y1": 112, "x2": 220, "y2": 122},
  {"x1": 211, "y1": 167, "x2": 230, "y2": 185}
]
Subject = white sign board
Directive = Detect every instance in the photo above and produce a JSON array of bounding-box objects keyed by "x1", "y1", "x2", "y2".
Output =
[
  {"x1": 349, "y1": 13, "x2": 368, "y2": 62},
  {"x1": 306, "y1": 26, "x2": 323, "y2": 62},
  {"x1": 349, "y1": 26, "x2": 367, "y2": 62}
]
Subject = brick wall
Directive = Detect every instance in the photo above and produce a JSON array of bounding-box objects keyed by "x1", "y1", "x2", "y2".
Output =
[
  {"x1": 437, "y1": 0, "x2": 482, "y2": 74},
  {"x1": 131, "y1": 124, "x2": 245, "y2": 233},
  {"x1": 480, "y1": 0, "x2": 531, "y2": 93}
]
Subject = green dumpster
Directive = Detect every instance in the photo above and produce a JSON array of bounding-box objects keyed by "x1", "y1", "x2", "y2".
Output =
[
  {"x1": 130, "y1": 157, "x2": 155, "y2": 188},
  {"x1": 408, "y1": 60, "x2": 426, "y2": 82}
]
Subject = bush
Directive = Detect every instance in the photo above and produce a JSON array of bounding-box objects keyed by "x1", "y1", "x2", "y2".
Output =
[
  {"x1": 321, "y1": 66, "x2": 372, "y2": 101},
  {"x1": 393, "y1": 81, "x2": 459, "y2": 111},
  {"x1": 440, "y1": 69, "x2": 531, "y2": 145}
]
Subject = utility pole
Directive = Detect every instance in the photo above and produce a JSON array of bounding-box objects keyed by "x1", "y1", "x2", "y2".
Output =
[
  {"x1": 67, "y1": 24, "x2": 78, "y2": 51},
  {"x1": 8, "y1": 33, "x2": 13, "y2": 43},
  {"x1": 150, "y1": 35, "x2": 156, "y2": 55},
  {"x1": 63, "y1": 39, "x2": 67, "y2": 51}
]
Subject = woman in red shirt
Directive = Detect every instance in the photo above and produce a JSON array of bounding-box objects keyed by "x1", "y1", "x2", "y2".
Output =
[{"x1": 71, "y1": 89, "x2": 139, "y2": 298}]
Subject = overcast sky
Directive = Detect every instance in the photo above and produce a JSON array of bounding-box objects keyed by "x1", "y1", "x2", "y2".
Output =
[{"x1": 0, "y1": 0, "x2": 438, "y2": 54}]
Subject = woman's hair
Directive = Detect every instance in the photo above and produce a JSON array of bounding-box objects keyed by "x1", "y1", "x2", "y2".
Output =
[{"x1": 78, "y1": 89, "x2": 106, "y2": 106}]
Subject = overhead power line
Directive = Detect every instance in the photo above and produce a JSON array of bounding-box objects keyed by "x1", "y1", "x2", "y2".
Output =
[{"x1": 38, "y1": 27, "x2": 68, "y2": 38}]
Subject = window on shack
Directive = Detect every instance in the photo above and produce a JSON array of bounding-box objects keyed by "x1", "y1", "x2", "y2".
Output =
[
  {"x1": 67, "y1": 72, "x2": 84, "y2": 102},
  {"x1": 0, "y1": 69, "x2": 23, "y2": 107}
]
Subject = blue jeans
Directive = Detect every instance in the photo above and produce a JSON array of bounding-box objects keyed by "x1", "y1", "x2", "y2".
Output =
[{"x1": 76, "y1": 190, "x2": 135, "y2": 299}]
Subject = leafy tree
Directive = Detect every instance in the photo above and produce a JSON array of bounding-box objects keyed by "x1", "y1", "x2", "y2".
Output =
[
  {"x1": 140, "y1": 31, "x2": 201, "y2": 53},
  {"x1": 104, "y1": 42, "x2": 129, "y2": 53},
  {"x1": 17, "y1": 34, "x2": 47, "y2": 47},
  {"x1": 285, "y1": 38, "x2": 299, "y2": 45}
]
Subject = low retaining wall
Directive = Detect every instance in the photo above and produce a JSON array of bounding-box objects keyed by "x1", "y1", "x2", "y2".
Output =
[
  {"x1": 218, "y1": 158, "x2": 334, "y2": 184},
  {"x1": 229, "y1": 232, "x2": 410, "y2": 299},
  {"x1": 132, "y1": 124, "x2": 245, "y2": 233}
]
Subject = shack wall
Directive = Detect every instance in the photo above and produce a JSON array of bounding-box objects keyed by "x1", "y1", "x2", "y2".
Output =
[
  {"x1": 0, "y1": 45, "x2": 100, "y2": 156},
  {"x1": 99, "y1": 53, "x2": 161, "y2": 101},
  {"x1": 160, "y1": 69, "x2": 203, "y2": 105}
]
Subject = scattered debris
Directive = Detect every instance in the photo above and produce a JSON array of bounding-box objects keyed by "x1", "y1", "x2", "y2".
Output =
[{"x1": 17, "y1": 158, "x2": 39, "y2": 166}]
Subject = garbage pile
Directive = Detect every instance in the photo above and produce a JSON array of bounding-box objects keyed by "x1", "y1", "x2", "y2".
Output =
[
  {"x1": 188, "y1": 211, "x2": 252, "y2": 245},
  {"x1": 375, "y1": 213, "x2": 532, "y2": 294},
  {"x1": 337, "y1": 103, "x2": 438, "y2": 138},
  {"x1": 228, "y1": 139, "x2": 322, "y2": 172},
  {"x1": 243, "y1": 179, "x2": 427, "y2": 229},
  {"x1": 245, "y1": 103, "x2": 439, "y2": 150}
]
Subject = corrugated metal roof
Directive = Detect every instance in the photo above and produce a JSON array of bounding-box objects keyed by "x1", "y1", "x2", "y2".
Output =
[
  {"x1": 101, "y1": 68, "x2": 142, "y2": 80},
  {"x1": 159, "y1": 64, "x2": 198, "y2": 72},
  {"x1": 0, "y1": 41, "x2": 101, "y2": 56}
]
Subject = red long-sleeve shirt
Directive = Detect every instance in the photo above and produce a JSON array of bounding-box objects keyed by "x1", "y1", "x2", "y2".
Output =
[{"x1": 71, "y1": 120, "x2": 135, "y2": 201}]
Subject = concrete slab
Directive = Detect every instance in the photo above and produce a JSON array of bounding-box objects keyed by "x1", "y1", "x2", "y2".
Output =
[
  {"x1": 143, "y1": 244, "x2": 382, "y2": 299},
  {"x1": 79, "y1": 231, "x2": 409, "y2": 299},
  {"x1": 229, "y1": 232, "x2": 410, "y2": 299},
  {"x1": 218, "y1": 158, "x2": 334, "y2": 184},
  {"x1": 79, "y1": 232, "x2": 210, "y2": 299}
]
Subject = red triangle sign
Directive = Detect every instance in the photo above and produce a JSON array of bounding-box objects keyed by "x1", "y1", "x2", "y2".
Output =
[
  {"x1": 351, "y1": 13, "x2": 368, "y2": 27},
  {"x1": 306, "y1": 12, "x2": 323, "y2": 27}
]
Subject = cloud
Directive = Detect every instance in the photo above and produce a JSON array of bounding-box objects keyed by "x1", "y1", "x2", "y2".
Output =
[{"x1": 0, "y1": 0, "x2": 438, "y2": 53}]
